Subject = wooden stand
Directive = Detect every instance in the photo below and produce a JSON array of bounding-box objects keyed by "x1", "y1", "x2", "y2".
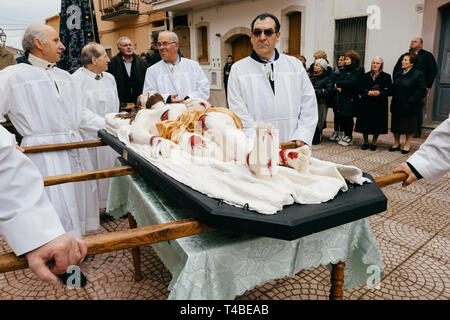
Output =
[
  {"x1": 127, "y1": 213, "x2": 142, "y2": 281},
  {"x1": 329, "y1": 262, "x2": 346, "y2": 300},
  {"x1": 0, "y1": 139, "x2": 407, "y2": 300}
]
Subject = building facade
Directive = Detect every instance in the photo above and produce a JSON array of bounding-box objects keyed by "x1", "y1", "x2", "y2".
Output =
[
  {"x1": 150, "y1": 0, "x2": 447, "y2": 126},
  {"x1": 46, "y1": 1, "x2": 166, "y2": 58}
]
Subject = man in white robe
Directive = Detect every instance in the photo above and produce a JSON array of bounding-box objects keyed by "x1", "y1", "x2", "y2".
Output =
[
  {"x1": 73, "y1": 42, "x2": 120, "y2": 209},
  {"x1": 0, "y1": 125, "x2": 87, "y2": 285},
  {"x1": 0, "y1": 24, "x2": 104, "y2": 238},
  {"x1": 143, "y1": 31, "x2": 210, "y2": 103},
  {"x1": 394, "y1": 117, "x2": 450, "y2": 186},
  {"x1": 227, "y1": 13, "x2": 318, "y2": 146}
]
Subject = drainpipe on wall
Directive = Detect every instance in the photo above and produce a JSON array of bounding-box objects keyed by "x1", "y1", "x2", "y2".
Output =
[{"x1": 167, "y1": 11, "x2": 174, "y2": 31}]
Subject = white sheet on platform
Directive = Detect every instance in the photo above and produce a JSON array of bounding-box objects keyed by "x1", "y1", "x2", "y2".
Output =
[{"x1": 105, "y1": 116, "x2": 370, "y2": 215}]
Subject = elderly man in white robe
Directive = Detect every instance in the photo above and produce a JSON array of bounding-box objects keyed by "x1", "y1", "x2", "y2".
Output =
[
  {"x1": 227, "y1": 13, "x2": 318, "y2": 146},
  {"x1": 0, "y1": 125, "x2": 87, "y2": 285},
  {"x1": 143, "y1": 31, "x2": 210, "y2": 103},
  {"x1": 73, "y1": 42, "x2": 120, "y2": 209},
  {"x1": 0, "y1": 24, "x2": 104, "y2": 239}
]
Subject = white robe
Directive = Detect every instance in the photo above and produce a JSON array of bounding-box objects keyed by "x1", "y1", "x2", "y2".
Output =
[
  {"x1": 227, "y1": 53, "x2": 318, "y2": 145},
  {"x1": 0, "y1": 126, "x2": 65, "y2": 256},
  {"x1": 408, "y1": 117, "x2": 450, "y2": 182},
  {"x1": 0, "y1": 63, "x2": 105, "y2": 237},
  {"x1": 143, "y1": 57, "x2": 210, "y2": 102},
  {"x1": 73, "y1": 67, "x2": 120, "y2": 208}
]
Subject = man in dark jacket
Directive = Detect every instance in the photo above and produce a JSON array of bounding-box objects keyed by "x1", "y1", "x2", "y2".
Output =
[
  {"x1": 223, "y1": 55, "x2": 233, "y2": 98},
  {"x1": 108, "y1": 36, "x2": 148, "y2": 109},
  {"x1": 393, "y1": 37, "x2": 437, "y2": 136}
]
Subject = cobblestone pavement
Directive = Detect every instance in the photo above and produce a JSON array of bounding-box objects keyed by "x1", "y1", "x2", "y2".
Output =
[{"x1": 0, "y1": 127, "x2": 448, "y2": 300}]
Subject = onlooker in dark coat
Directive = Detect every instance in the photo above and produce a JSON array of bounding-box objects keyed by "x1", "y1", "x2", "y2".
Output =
[
  {"x1": 329, "y1": 54, "x2": 346, "y2": 142},
  {"x1": 307, "y1": 50, "x2": 332, "y2": 76},
  {"x1": 108, "y1": 36, "x2": 148, "y2": 108},
  {"x1": 223, "y1": 55, "x2": 233, "y2": 98},
  {"x1": 145, "y1": 32, "x2": 162, "y2": 67},
  {"x1": 389, "y1": 52, "x2": 427, "y2": 154},
  {"x1": 309, "y1": 58, "x2": 333, "y2": 144},
  {"x1": 393, "y1": 37, "x2": 437, "y2": 137},
  {"x1": 355, "y1": 57, "x2": 392, "y2": 151},
  {"x1": 334, "y1": 50, "x2": 364, "y2": 146}
]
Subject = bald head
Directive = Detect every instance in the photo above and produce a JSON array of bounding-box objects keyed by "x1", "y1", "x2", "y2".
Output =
[
  {"x1": 22, "y1": 24, "x2": 66, "y2": 63},
  {"x1": 410, "y1": 37, "x2": 423, "y2": 52},
  {"x1": 22, "y1": 24, "x2": 53, "y2": 52}
]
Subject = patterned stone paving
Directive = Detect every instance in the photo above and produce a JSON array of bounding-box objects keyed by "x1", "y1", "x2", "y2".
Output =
[{"x1": 0, "y1": 127, "x2": 448, "y2": 300}]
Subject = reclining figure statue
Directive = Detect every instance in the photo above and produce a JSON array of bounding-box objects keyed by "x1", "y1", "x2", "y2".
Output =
[{"x1": 106, "y1": 90, "x2": 312, "y2": 179}]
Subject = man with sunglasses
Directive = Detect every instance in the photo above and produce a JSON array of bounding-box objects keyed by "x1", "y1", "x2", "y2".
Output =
[
  {"x1": 227, "y1": 13, "x2": 317, "y2": 146},
  {"x1": 143, "y1": 31, "x2": 210, "y2": 104}
]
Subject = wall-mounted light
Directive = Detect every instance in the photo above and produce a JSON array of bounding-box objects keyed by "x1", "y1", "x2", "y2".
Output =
[{"x1": 0, "y1": 28, "x2": 7, "y2": 47}]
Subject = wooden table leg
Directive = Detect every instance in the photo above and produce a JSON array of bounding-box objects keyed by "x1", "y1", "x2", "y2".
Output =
[
  {"x1": 127, "y1": 212, "x2": 143, "y2": 281},
  {"x1": 329, "y1": 261, "x2": 345, "y2": 300}
]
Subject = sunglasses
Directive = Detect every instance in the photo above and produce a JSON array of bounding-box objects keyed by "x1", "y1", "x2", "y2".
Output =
[{"x1": 252, "y1": 28, "x2": 276, "y2": 37}]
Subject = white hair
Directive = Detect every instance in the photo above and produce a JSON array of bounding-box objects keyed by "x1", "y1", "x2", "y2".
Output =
[
  {"x1": 22, "y1": 24, "x2": 49, "y2": 52},
  {"x1": 372, "y1": 56, "x2": 384, "y2": 71},
  {"x1": 116, "y1": 36, "x2": 132, "y2": 49},
  {"x1": 315, "y1": 58, "x2": 328, "y2": 71},
  {"x1": 157, "y1": 31, "x2": 179, "y2": 43}
]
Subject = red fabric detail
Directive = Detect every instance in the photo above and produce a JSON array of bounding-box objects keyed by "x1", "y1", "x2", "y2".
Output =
[
  {"x1": 279, "y1": 149, "x2": 287, "y2": 165},
  {"x1": 287, "y1": 151, "x2": 299, "y2": 160},
  {"x1": 160, "y1": 109, "x2": 169, "y2": 121},
  {"x1": 190, "y1": 135, "x2": 206, "y2": 149}
]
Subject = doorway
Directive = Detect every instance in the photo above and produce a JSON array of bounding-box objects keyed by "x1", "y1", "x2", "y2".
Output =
[{"x1": 232, "y1": 35, "x2": 252, "y2": 62}]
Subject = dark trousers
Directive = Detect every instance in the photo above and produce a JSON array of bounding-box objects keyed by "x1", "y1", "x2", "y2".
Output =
[{"x1": 335, "y1": 115, "x2": 354, "y2": 138}]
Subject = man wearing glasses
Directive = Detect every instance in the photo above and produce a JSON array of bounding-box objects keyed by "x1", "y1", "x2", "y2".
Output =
[
  {"x1": 227, "y1": 13, "x2": 317, "y2": 146},
  {"x1": 143, "y1": 31, "x2": 210, "y2": 103}
]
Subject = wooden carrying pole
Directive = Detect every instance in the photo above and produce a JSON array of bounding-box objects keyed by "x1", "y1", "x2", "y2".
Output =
[
  {"x1": 44, "y1": 166, "x2": 136, "y2": 187},
  {"x1": 0, "y1": 172, "x2": 407, "y2": 274},
  {"x1": 22, "y1": 140, "x2": 105, "y2": 154},
  {"x1": 0, "y1": 138, "x2": 408, "y2": 300},
  {"x1": 0, "y1": 219, "x2": 215, "y2": 274}
]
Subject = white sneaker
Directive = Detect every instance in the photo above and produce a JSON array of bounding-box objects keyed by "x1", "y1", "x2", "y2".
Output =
[
  {"x1": 338, "y1": 135, "x2": 353, "y2": 146},
  {"x1": 336, "y1": 132, "x2": 344, "y2": 142},
  {"x1": 329, "y1": 131, "x2": 339, "y2": 141}
]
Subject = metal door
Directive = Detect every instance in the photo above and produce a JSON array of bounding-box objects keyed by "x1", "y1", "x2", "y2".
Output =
[{"x1": 434, "y1": 5, "x2": 450, "y2": 121}]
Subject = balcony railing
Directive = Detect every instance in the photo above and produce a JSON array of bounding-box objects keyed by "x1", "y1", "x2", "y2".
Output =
[{"x1": 99, "y1": 0, "x2": 140, "y2": 21}]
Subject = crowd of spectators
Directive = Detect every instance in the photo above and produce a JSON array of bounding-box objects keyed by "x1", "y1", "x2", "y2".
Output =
[{"x1": 305, "y1": 37, "x2": 437, "y2": 152}]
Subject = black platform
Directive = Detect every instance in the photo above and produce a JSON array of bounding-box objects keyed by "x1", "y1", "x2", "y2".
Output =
[{"x1": 99, "y1": 130, "x2": 387, "y2": 241}]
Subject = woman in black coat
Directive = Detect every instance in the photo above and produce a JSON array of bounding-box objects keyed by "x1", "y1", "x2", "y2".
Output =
[
  {"x1": 355, "y1": 57, "x2": 392, "y2": 150},
  {"x1": 334, "y1": 50, "x2": 364, "y2": 146},
  {"x1": 309, "y1": 59, "x2": 333, "y2": 144},
  {"x1": 329, "y1": 55, "x2": 346, "y2": 141},
  {"x1": 389, "y1": 52, "x2": 427, "y2": 154}
]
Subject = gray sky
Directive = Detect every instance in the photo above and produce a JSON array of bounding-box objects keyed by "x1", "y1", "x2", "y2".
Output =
[{"x1": 0, "y1": 0, "x2": 60, "y2": 49}]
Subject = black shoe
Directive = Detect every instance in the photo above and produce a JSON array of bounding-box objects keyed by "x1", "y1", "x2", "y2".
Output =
[
  {"x1": 361, "y1": 144, "x2": 369, "y2": 150},
  {"x1": 389, "y1": 146, "x2": 400, "y2": 152},
  {"x1": 370, "y1": 144, "x2": 377, "y2": 151},
  {"x1": 57, "y1": 270, "x2": 87, "y2": 288},
  {"x1": 401, "y1": 149, "x2": 410, "y2": 154}
]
